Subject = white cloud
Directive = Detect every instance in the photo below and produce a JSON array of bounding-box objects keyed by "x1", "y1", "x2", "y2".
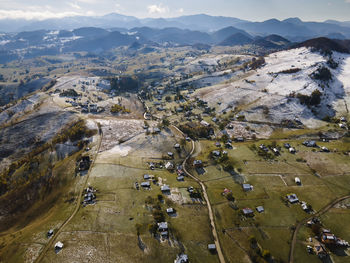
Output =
[
  {"x1": 147, "y1": 4, "x2": 169, "y2": 15},
  {"x1": 69, "y1": 2, "x2": 81, "y2": 9},
  {"x1": 76, "y1": 0, "x2": 98, "y2": 3},
  {"x1": 0, "y1": 9, "x2": 82, "y2": 20}
]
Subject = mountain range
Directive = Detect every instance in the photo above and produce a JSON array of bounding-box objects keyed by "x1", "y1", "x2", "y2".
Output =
[{"x1": 1, "y1": 13, "x2": 350, "y2": 42}]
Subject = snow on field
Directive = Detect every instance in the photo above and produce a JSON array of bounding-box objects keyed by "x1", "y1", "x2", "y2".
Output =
[
  {"x1": 105, "y1": 145, "x2": 132, "y2": 157},
  {"x1": 195, "y1": 47, "x2": 350, "y2": 127},
  {"x1": 337, "y1": 53, "x2": 350, "y2": 91}
]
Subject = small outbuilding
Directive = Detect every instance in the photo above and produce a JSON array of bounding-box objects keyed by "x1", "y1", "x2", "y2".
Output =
[
  {"x1": 161, "y1": 185, "x2": 171, "y2": 193},
  {"x1": 47, "y1": 229, "x2": 54, "y2": 238},
  {"x1": 177, "y1": 176, "x2": 185, "y2": 181},
  {"x1": 242, "y1": 184, "x2": 253, "y2": 192},
  {"x1": 141, "y1": 181, "x2": 151, "y2": 188},
  {"x1": 256, "y1": 206, "x2": 264, "y2": 213},
  {"x1": 54, "y1": 241, "x2": 64, "y2": 253},
  {"x1": 208, "y1": 244, "x2": 216, "y2": 251},
  {"x1": 242, "y1": 208, "x2": 254, "y2": 216},
  {"x1": 166, "y1": 208, "x2": 175, "y2": 214},
  {"x1": 287, "y1": 193, "x2": 299, "y2": 204},
  {"x1": 158, "y1": 222, "x2": 168, "y2": 231}
]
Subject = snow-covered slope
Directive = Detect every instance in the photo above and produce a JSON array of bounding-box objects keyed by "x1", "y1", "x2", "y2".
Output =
[{"x1": 195, "y1": 47, "x2": 350, "y2": 128}]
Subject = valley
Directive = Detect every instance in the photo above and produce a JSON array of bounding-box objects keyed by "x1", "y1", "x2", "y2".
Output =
[{"x1": 0, "y1": 18, "x2": 350, "y2": 263}]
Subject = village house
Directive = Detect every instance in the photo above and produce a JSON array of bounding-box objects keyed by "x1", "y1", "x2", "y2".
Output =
[
  {"x1": 303, "y1": 140, "x2": 317, "y2": 147},
  {"x1": 165, "y1": 162, "x2": 174, "y2": 170},
  {"x1": 225, "y1": 142, "x2": 233, "y2": 149},
  {"x1": 321, "y1": 229, "x2": 337, "y2": 244},
  {"x1": 149, "y1": 162, "x2": 155, "y2": 170},
  {"x1": 321, "y1": 146, "x2": 330, "y2": 152},
  {"x1": 289, "y1": 147, "x2": 296, "y2": 153},
  {"x1": 141, "y1": 181, "x2": 151, "y2": 188},
  {"x1": 166, "y1": 208, "x2": 175, "y2": 214},
  {"x1": 161, "y1": 185, "x2": 171, "y2": 193},
  {"x1": 200, "y1": 120, "x2": 210, "y2": 127},
  {"x1": 212, "y1": 150, "x2": 221, "y2": 157},
  {"x1": 313, "y1": 241, "x2": 327, "y2": 259},
  {"x1": 78, "y1": 156, "x2": 91, "y2": 172},
  {"x1": 158, "y1": 222, "x2": 168, "y2": 232},
  {"x1": 177, "y1": 176, "x2": 185, "y2": 181},
  {"x1": 54, "y1": 241, "x2": 64, "y2": 253},
  {"x1": 208, "y1": 244, "x2": 216, "y2": 251},
  {"x1": 256, "y1": 206, "x2": 264, "y2": 213},
  {"x1": 286, "y1": 193, "x2": 299, "y2": 203},
  {"x1": 259, "y1": 144, "x2": 269, "y2": 152},
  {"x1": 242, "y1": 208, "x2": 254, "y2": 217},
  {"x1": 174, "y1": 254, "x2": 189, "y2": 263},
  {"x1": 272, "y1": 148, "x2": 279, "y2": 155},
  {"x1": 193, "y1": 160, "x2": 203, "y2": 167},
  {"x1": 47, "y1": 229, "x2": 54, "y2": 238},
  {"x1": 242, "y1": 184, "x2": 253, "y2": 192},
  {"x1": 284, "y1": 143, "x2": 291, "y2": 149}
]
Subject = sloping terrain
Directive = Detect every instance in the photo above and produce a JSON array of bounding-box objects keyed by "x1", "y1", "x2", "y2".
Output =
[{"x1": 195, "y1": 47, "x2": 350, "y2": 128}]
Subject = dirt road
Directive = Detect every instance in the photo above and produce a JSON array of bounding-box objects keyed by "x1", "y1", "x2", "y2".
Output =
[
  {"x1": 34, "y1": 121, "x2": 103, "y2": 263},
  {"x1": 172, "y1": 125, "x2": 226, "y2": 263}
]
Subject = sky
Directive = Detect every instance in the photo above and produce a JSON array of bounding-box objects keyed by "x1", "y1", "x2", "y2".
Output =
[{"x1": 0, "y1": 0, "x2": 350, "y2": 21}]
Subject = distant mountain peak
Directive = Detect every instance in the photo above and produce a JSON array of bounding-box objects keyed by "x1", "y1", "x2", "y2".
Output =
[{"x1": 283, "y1": 17, "x2": 303, "y2": 24}]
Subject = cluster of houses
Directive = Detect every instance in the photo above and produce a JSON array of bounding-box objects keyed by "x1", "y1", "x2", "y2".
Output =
[
  {"x1": 306, "y1": 220, "x2": 349, "y2": 259},
  {"x1": 176, "y1": 165, "x2": 186, "y2": 181},
  {"x1": 138, "y1": 174, "x2": 157, "y2": 190},
  {"x1": 259, "y1": 144, "x2": 280, "y2": 155},
  {"x1": 285, "y1": 192, "x2": 313, "y2": 213},
  {"x1": 82, "y1": 186, "x2": 97, "y2": 206},
  {"x1": 63, "y1": 95, "x2": 105, "y2": 114},
  {"x1": 212, "y1": 149, "x2": 228, "y2": 157},
  {"x1": 157, "y1": 222, "x2": 169, "y2": 239},
  {"x1": 339, "y1": 117, "x2": 348, "y2": 129},
  {"x1": 237, "y1": 183, "x2": 265, "y2": 217},
  {"x1": 241, "y1": 206, "x2": 265, "y2": 217},
  {"x1": 284, "y1": 143, "x2": 296, "y2": 154},
  {"x1": 302, "y1": 140, "x2": 331, "y2": 152}
]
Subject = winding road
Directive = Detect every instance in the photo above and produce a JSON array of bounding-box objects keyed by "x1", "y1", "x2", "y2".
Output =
[
  {"x1": 34, "y1": 120, "x2": 103, "y2": 263},
  {"x1": 172, "y1": 125, "x2": 226, "y2": 263}
]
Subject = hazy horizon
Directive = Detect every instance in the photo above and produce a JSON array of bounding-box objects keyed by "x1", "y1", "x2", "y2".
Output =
[{"x1": 0, "y1": 0, "x2": 350, "y2": 22}]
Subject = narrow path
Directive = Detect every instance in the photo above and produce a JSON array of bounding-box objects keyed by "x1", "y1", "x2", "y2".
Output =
[
  {"x1": 289, "y1": 194, "x2": 350, "y2": 263},
  {"x1": 34, "y1": 120, "x2": 103, "y2": 263},
  {"x1": 172, "y1": 125, "x2": 226, "y2": 263}
]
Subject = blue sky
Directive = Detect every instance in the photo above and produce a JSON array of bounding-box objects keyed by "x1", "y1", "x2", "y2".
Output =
[{"x1": 0, "y1": 0, "x2": 349, "y2": 21}]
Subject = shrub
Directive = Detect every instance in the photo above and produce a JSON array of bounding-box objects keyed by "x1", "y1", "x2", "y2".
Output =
[
  {"x1": 109, "y1": 76, "x2": 139, "y2": 94},
  {"x1": 327, "y1": 58, "x2": 338, "y2": 69},
  {"x1": 312, "y1": 66, "x2": 332, "y2": 82},
  {"x1": 262, "y1": 249, "x2": 271, "y2": 259},
  {"x1": 226, "y1": 192, "x2": 235, "y2": 202},
  {"x1": 297, "y1": 90, "x2": 322, "y2": 107},
  {"x1": 59, "y1": 89, "x2": 79, "y2": 97},
  {"x1": 110, "y1": 104, "x2": 131, "y2": 114}
]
